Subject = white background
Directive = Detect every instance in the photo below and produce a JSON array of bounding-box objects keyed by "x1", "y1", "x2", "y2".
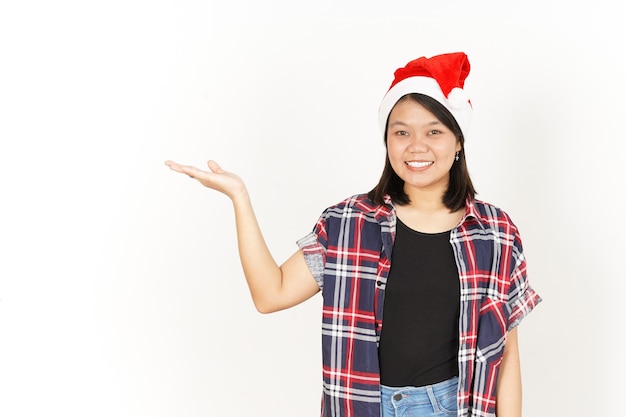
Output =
[{"x1": 1, "y1": 1, "x2": 624, "y2": 415}]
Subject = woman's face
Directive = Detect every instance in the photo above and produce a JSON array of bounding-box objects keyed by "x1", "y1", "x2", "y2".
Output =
[{"x1": 386, "y1": 98, "x2": 461, "y2": 198}]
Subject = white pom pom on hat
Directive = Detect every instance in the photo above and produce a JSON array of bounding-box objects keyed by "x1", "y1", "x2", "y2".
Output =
[{"x1": 378, "y1": 52, "x2": 472, "y2": 140}]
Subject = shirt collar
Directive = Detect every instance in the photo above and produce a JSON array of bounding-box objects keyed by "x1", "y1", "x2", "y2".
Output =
[
  {"x1": 382, "y1": 194, "x2": 485, "y2": 230},
  {"x1": 371, "y1": 195, "x2": 395, "y2": 223},
  {"x1": 459, "y1": 196, "x2": 486, "y2": 230}
]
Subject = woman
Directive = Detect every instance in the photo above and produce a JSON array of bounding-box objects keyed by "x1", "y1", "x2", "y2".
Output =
[{"x1": 165, "y1": 52, "x2": 541, "y2": 417}]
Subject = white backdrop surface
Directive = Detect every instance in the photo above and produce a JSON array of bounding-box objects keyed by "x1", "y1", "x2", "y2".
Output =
[{"x1": 1, "y1": 1, "x2": 624, "y2": 416}]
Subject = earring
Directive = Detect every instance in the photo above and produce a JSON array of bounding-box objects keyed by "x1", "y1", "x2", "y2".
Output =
[{"x1": 455, "y1": 152, "x2": 460, "y2": 162}]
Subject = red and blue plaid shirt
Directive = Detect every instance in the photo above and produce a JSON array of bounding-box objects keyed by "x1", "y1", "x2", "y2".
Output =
[{"x1": 297, "y1": 194, "x2": 541, "y2": 417}]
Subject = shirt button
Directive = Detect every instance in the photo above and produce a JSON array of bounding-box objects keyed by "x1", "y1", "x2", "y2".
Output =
[
  {"x1": 376, "y1": 281, "x2": 383, "y2": 286},
  {"x1": 393, "y1": 394, "x2": 403, "y2": 401}
]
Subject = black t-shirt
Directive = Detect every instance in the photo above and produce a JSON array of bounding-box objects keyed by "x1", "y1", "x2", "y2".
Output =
[{"x1": 378, "y1": 219, "x2": 460, "y2": 387}]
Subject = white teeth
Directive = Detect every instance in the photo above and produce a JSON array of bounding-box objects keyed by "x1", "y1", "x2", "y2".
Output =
[{"x1": 406, "y1": 161, "x2": 433, "y2": 168}]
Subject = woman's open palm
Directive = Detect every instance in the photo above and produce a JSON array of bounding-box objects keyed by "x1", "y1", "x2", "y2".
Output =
[{"x1": 164, "y1": 160, "x2": 246, "y2": 200}]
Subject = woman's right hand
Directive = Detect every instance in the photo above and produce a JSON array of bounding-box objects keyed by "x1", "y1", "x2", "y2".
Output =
[
  {"x1": 164, "y1": 159, "x2": 247, "y2": 201},
  {"x1": 165, "y1": 158, "x2": 319, "y2": 313}
]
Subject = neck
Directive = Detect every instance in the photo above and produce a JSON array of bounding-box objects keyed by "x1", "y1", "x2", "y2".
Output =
[
  {"x1": 396, "y1": 187, "x2": 464, "y2": 233},
  {"x1": 403, "y1": 186, "x2": 448, "y2": 213}
]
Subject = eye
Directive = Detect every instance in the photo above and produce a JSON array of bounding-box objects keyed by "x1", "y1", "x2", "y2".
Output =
[
  {"x1": 427, "y1": 129, "x2": 442, "y2": 136},
  {"x1": 395, "y1": 130, "x2": 410, "y2": 137}
]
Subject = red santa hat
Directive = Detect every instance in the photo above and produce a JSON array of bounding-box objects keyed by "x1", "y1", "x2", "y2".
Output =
[{"x1": 378, "y1": 52, "x2": 472, "y2": 139}]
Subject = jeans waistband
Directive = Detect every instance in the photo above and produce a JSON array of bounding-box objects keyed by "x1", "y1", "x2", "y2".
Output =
[{"x1": 381, "y1": 376, "x2": 458, "y2": 404}]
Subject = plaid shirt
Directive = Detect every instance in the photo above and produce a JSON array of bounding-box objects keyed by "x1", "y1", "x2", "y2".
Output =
[{"x1": 297, "y1": 194, "x2": 541, "y2": 417}]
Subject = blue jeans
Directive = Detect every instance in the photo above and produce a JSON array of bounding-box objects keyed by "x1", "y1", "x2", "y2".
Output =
[{"x1": 380, "y1": 377, "x2": 458, "y2": 417}]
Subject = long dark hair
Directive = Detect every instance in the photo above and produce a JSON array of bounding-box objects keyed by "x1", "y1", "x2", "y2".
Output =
[{"x1": 367, "y1": 93, "x2": 476, "y2": 211}]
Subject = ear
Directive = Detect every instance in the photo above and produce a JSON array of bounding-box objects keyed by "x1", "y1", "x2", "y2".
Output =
[{"x1": 456, "y1": 142, "x2": 462, "y2": 153}]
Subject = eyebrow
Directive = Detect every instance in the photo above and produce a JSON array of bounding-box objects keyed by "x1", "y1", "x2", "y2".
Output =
[{"x1": 388, "y1": 120, "x2": 442, "y2": 128}]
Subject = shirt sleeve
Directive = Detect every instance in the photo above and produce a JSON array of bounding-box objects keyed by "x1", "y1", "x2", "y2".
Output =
[
  {"x1": 506, "y1": 235, "x2": 542, "y2": 330},
  {"x1": 296, "y1": 214, "x2": 328, "y2": 290}
]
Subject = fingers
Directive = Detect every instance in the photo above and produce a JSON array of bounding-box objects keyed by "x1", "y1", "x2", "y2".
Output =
[
  {"x1": 166, "y1": 160, "x2": 223, "y2": 174},
  {"x1": 164, "y1": 160, "x2": 185, "y2": 173},
  {"x1": 166, "y1": 160, "x2": 230, "y2": 181},
  {"x1": 207, "y1": 160, "x2": 224, "y2": 174},
  {"x1": 165, "y1": 160, "x2": 205, "y2": 178}
]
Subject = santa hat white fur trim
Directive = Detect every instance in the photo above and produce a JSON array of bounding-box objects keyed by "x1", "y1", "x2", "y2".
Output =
[{"x1": 378, "y1": 76, "x2": 472, "y2": 140}]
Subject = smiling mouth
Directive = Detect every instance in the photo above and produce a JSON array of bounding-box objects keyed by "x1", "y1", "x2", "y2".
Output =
[{"x1": 405, "y1": 161, "x2": 433, "y2": 168}]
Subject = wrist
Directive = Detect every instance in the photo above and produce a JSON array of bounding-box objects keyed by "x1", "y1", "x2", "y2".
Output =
[{"x1": 230, "y1": 187, "x2": 251, "y2": 206}]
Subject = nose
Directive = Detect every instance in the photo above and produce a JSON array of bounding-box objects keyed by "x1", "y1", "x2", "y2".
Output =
[{"x1": 407, "y1": 133, "x2": 428, "y2": 152}]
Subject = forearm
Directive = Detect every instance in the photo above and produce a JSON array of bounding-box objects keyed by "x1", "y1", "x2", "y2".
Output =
[
  {"x1": 496, "y1": 327, "x2": 522, "y2": 417},
  {"x1": 231, "y1": 191, "x2": 283, "y2": 313}
]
